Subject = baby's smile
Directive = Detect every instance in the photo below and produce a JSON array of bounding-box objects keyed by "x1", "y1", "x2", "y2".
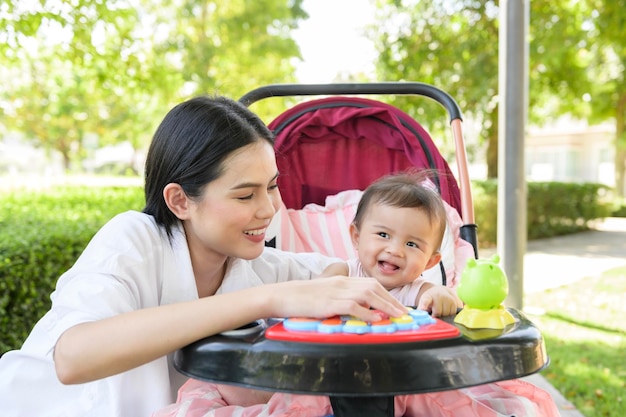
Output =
[{"x1": 378, "y1": 260, "x2": 400, "y2": 272}]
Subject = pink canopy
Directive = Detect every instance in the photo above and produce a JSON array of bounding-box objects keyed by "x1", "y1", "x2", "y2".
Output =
[{"x1": 268, "y1": 96, "x2": 462, "y2": 216}]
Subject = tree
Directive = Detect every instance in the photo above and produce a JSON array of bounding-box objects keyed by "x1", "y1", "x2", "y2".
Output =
[
  {"x1": 144, "y1": 0, "x2": 307, "y2": 122},
  {"x1": 0, "y1": 0, "x2": 171, "y2": 171},
  {"x1": 0, "y1": 0, "x2": 307, "y2": 171},
  {"x1": 371, "y1": 0, "x2": 618, "y2": 187},
  {"x1": 1, "y1": 1, "x2": 132, "y2": 169},
  {"x1": 371, "y1": 0, "x2": 501, "y2": 175},
  {"x1": 586, "y1": 0, "x2": 626, "y2": 197}
]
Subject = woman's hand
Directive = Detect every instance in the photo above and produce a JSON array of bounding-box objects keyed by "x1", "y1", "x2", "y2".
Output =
[{"x1": 263, "y1": 276, "x2": 407, "y2": 322}]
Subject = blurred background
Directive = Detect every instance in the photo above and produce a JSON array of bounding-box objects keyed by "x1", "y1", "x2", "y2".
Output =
[{"x1": 1, "y1": 0, "x2": 624, "y2": 201}]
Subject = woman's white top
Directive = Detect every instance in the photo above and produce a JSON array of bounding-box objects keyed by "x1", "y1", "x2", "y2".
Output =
[{"x1": 0, "y1": 211, "x2": 336, "y2": 417}]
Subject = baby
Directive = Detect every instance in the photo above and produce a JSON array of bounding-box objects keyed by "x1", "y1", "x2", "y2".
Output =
[{"x1": 318, "y1": 172, "x2": 461, "y2": 316}]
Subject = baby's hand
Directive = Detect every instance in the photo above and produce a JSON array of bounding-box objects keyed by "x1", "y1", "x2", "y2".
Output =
[{"x1": 417, "y1": 285, "x2": 463, "y2": 317}]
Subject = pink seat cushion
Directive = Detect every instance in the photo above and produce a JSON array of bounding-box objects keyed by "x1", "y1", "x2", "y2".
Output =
[{"x1": 266, "y1": 189, "x2": 474, "y2": 288}]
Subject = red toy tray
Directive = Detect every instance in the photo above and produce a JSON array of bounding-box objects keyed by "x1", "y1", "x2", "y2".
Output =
[{"x1": 265, "y1": 315, "x2": 461, "y2": 344}]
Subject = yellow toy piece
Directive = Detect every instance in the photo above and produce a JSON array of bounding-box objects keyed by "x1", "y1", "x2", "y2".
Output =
[
  {"x1": 454, "y1": 254, "x2": 518, "y2": 330},
  {"x1": 454, "y1": 304, "x2": 516, "y2": 329}
]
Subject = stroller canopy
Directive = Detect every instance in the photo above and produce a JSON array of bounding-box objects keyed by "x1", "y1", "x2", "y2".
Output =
[{"x1": 267, "y1": 96, "x2": 462, "y2": 216}]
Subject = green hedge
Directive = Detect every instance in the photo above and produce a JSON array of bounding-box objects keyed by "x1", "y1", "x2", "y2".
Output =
[
  {"x1": 611, "y1": 199, "x2": 626, "y2": 217},
  {"x1": 0, "y1": 181, "x2": 612, "y2": 354},
  {"x1": 473, "y1": 180, "x2": 612, "y2": 247},
  {"x1": 0, "y1": 186, "x2": 144, "y2": 354}
]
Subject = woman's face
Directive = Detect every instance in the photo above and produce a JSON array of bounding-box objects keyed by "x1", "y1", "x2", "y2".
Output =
[{"x1": 184, "y1": 140, "x2": 281, "y2": 261}]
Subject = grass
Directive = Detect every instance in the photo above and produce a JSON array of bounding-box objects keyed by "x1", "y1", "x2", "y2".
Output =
[{"x1": 524, "y1": 267, "x2": 626, "y2": 417}]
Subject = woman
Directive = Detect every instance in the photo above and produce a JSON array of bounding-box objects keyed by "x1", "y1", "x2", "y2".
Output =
[{"x1": 0, "y1": 96, "x2": 406, "y2": 416}]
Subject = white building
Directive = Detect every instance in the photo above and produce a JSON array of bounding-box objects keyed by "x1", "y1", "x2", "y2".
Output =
[{"x1": 525, "y1": 121, "x2": 618, "y2": 192}]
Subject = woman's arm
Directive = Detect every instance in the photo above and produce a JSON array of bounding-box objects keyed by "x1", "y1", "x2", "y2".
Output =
[
  {"x1": 54, "y1": 276, "x2": 405, "y2": 384},
  {"x1": 317, "y1": 262, "x2": 349, "y2": 278}
]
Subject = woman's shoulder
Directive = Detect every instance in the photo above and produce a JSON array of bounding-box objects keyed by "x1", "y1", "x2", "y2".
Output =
[
  {"x1": 100, "y1": 210, "x2": 161, "y2": 235},
  {"x1": 107, "y1": 209, "x2": 157, "y2": 225},
  {"x1": 88, "y1": 210, "x2": 170, "y2": 250}
]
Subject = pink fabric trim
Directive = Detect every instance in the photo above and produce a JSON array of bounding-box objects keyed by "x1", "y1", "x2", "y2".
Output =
[
  {"x1": 443, "y1": 201, "x2": 475, "y2": 288},
  {"x1": 153, "y1": 378, "x2": 561, "y2": 417}
]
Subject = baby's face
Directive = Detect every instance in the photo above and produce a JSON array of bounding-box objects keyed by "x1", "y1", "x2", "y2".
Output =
[{"x1": 350, "y1": 203, "x2": 441, "y2": 290}]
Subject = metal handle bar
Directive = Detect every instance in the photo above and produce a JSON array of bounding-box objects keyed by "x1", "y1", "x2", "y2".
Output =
[
  {"x1": 240, "y1": 81, "x2": 477, "y2": 252},
  {"x1": 239, "y1": 82, "x2": 463, "y2": 123}
]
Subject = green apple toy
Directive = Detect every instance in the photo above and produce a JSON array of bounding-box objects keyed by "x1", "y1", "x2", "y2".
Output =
[{"x1": 454, "y1": 254, "x2": 517, "y2": 329}]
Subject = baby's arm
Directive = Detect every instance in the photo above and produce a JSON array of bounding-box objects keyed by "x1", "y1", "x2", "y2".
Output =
[
  {"x1": 415, "y1": 282, "x2": 463, "y2": 317},
  {"x1": 317, "y1": 262, "x2": 349, "y2": 278}
]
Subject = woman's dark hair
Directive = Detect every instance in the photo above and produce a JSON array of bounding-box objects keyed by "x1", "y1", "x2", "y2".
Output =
[
  {"x1": 143, "y1": 95, "x2": 274, "y2": 238},
  {"x1": 353, "y1": 170, "x2": 448, "y2": 251}
]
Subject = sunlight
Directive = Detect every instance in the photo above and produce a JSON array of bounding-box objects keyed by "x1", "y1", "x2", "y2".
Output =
[{"x1": 293, "y1": 0, "x2": 377, "y2": 83}]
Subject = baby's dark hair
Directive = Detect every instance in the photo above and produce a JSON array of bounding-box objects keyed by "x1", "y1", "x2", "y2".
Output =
[{"x1": 353, "y1": 170, "x2": 448, "y2": 251}]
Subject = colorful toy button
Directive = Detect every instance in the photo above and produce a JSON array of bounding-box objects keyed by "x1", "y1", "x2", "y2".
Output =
[
  {"x1": 270, "y1": 310, "x2": 461, "y2": 344},
  {"x1": 318, "y1": 317, "x2": 344, "y2": 334},
  {"x1": 370, "y1": 319, "x2": 396, "y2": 334},
  {"x1": 281, "y1": 309, "x2": 437, "y2": 335},
  {"x1": 390, "y1": 314, "x2": 419, "y2": 331},
  {"x1": 283, "y1": 318, "x2": 321, "y2": 332},
  {"x1": 343, "y1": 319, "x2": 370, "y2": 334},
  {"x1": 409, "y1": 309, "x2": 437, "y2": 325}
]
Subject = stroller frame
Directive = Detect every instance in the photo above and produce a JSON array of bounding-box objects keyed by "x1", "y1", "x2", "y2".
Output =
[
  {"x1": 240, "y1": 82, "x2": 479, "y2": 257},
  {"x1": 173, "y1": 83, "x2": 548, "y2": 417}
]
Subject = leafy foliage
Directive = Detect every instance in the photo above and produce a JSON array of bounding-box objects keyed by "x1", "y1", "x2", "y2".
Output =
[
  {"x1": 0, "y1": 185, "x2": 144, "y2": 354},
  {"x1": 371, "y1": 0, "x2": 500, "y2": 176},
  {"x1": 473, "y1": 180, "x2": 611, "y2": 246},
  {"x1": 0, "y1": 0, "x2": 307, "y2": 170},
  {"x1": 371, "y1": 0, "x2": 625, "y2": 191}
]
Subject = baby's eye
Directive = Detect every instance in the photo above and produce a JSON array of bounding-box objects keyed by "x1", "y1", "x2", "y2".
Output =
[
  {"x1": 377, "y1": 232, "x2": 390, "y2": 239},
  {"x1": 406, "y1": 242, "x2": 418, "y2": 248}
]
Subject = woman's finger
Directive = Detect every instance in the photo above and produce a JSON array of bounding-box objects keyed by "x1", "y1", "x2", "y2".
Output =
[
  {"x1": 272, "y1": 277, "x2": 406, "y2": 320},
  {"x1": 320, "y1": 277, "x2": 407, "y2": 319}
]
